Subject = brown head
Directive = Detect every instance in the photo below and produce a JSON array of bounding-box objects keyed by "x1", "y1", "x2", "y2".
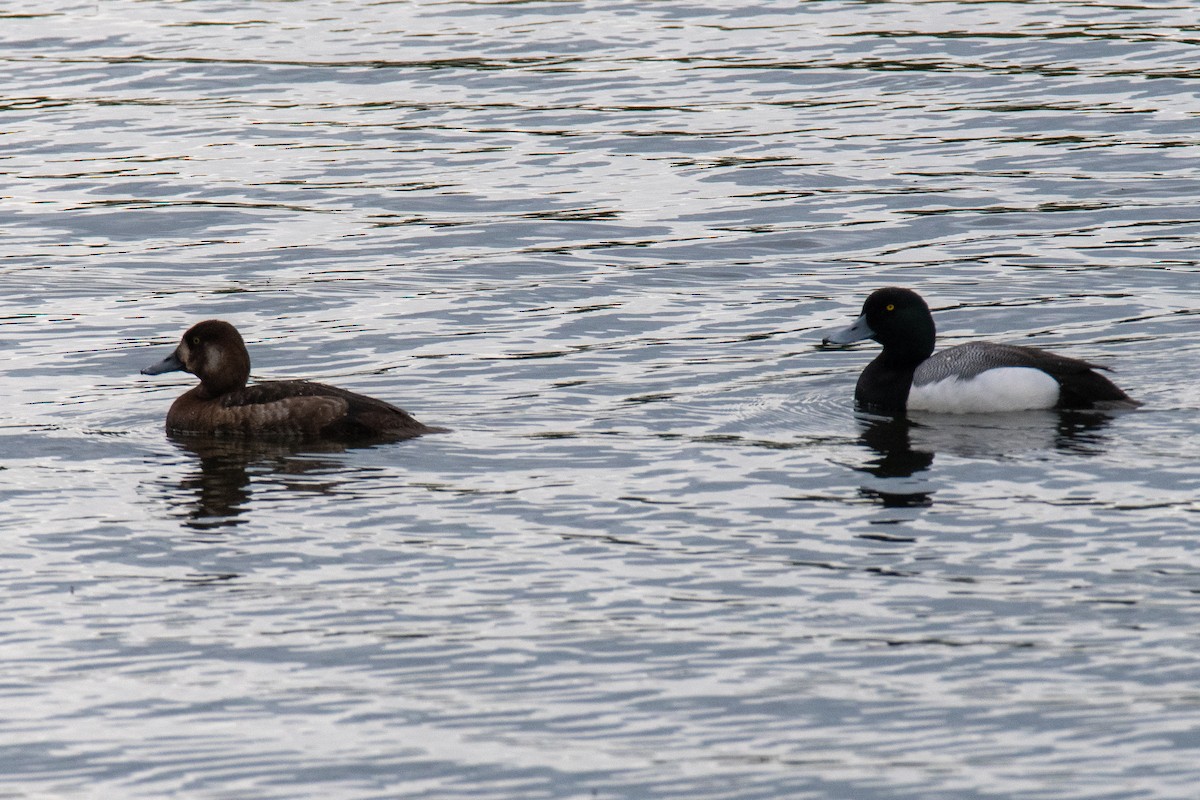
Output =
[{"x1": 142, "y1": 320, "x2": 252, "y2": 397}]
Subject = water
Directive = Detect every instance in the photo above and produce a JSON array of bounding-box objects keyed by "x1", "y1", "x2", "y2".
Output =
[{"x1": 2, "y1": 1, "x2": 1199, "y2": 798}]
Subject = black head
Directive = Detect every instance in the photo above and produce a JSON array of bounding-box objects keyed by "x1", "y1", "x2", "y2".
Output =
[
  {"x1": 825, "y1": 287, "x2": 937, "y2": 364},
  {"x1": 860, "y1": 287, "x2": 935, "y2": 354}
]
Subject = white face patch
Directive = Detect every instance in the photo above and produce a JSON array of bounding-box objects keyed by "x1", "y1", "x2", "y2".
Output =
[
  {"x1": 909, "y1": 367, "x2": 1060, "y2": 413},
  {"x1": 177, "y1": 339, "x2": 193, "y2": 371}
]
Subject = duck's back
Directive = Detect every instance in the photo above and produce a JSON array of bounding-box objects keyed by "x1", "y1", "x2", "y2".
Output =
[
  {"x1": 169, "y1": 380, "x2": 435, "y2": 440},
  {"x1": 912, "y1": 342, "x2": 1137, "y2": 411}
]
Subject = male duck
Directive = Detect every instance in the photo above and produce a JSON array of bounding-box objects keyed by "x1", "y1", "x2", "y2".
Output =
[
  {"x1": 142, "y1": 320, "x2": 441, "y2": 440},
  {"x1": 822, "y1": 287, "x2": 1139, "y2": 414}
]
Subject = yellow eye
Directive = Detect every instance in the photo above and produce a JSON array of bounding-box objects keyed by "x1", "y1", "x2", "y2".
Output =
[
  {"x1": 191, "y1": 336, "x2": 201, "y2": 346},
  {"x1": 885, "y1": 304, "x2": 895, "y2": 311}
]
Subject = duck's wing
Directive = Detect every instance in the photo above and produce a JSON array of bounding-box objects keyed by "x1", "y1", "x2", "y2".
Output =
[
  {"x1": 222, "y1": 381, "x2": 435, "y2": 438},
  {"x1": 914, "y1": 342, "x2": 1106, "y2": 384},
  {"x1": 215, "y1": 382, "x2": 349, "y2": 436}
]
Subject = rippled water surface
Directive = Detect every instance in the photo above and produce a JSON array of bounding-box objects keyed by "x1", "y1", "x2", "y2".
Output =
[{"x1": 3, "y1": 1, "x2": 1200, "y2": 798}]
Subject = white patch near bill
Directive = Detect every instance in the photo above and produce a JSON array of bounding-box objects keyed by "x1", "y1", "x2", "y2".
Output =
[{"x1": 908, "y1": 367, "x2": 1059, "y2": 413}]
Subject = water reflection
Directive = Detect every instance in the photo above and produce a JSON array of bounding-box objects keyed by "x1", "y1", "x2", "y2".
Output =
[
  {"x1": 166, "y1": 434, "x2": 355, "y2": 531},
  {"x1": 906, "y1": 409, "x2": 1119, "y2": 459},
  {"x1": 855, "y1": 415, "x2": 936, "y2": 508},
  {"x1": 1052, "y1": 411, "x2": 1122, "y2": 455},
  {"x1": 854, "y1": 410, "x2": 1121, "y2": 508}
]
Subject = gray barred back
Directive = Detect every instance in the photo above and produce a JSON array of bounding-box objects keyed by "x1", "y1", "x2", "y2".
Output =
[{"x1": 913, "y1": 342, "x2": 1104, "y2": 386}]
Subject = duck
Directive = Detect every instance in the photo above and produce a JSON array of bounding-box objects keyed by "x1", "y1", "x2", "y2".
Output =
[
  {"x1": 141, "y1": 320, "x2": 442, "y2": 440},
  {"x1": 822, "y1": 287, "x2": 1139, "y2": 414}
]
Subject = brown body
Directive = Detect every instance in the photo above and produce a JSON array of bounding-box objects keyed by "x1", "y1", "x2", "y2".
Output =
[{"x1": 143, "y1": 320, "x2": 441, "y2": 441}]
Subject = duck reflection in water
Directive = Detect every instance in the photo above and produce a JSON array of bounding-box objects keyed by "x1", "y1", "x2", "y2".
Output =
[
  {"x1": 853, "y1": 410, "x2": 1120, "y2": 509},
  {"x1": 855, "y1": 415, "x2": 935, "y2": 508},
  {"x1": 167, "y1": 434, "x2": 358, "y2": 531}
]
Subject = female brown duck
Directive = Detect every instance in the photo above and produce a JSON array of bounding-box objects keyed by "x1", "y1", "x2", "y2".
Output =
[{"x1": 142, "y1": 320, "x2": 441, "y2": 440}]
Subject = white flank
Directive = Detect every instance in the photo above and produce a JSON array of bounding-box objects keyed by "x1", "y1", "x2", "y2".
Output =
[{"x1": 908, "y1": 367, "x2": 1060, "y2": 414}]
